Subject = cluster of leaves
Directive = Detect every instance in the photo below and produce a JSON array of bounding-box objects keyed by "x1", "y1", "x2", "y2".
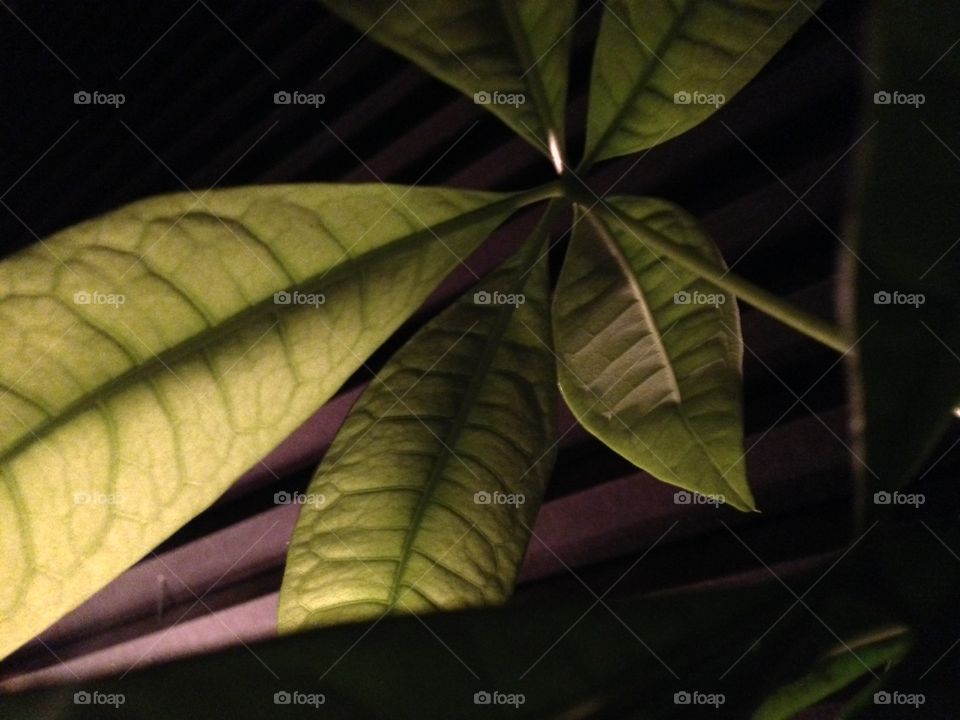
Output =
[{"x1": 2, "y1": 0, "x2": 959, "y2": 717}]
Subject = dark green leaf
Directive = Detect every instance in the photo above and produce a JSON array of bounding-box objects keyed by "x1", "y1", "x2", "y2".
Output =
[
  {"x1": 0, "y1": 579, "x2": 807, "y2": 719},
  {"x1": 320, "y1": 0, "x2": 575, "y2": 168},
  {"x1": 847, "y1": 0, "x2": 960, "y2": 491},
  {"x1": 5, "y1": 518, "x2": 928, "y2": 719},
  {"x1": 753, "y1": 632, "x2": 908, "y2": 720},
  {"x1": 583, "y1": 0, "x2": 822, "y2": 166},
  {"x1": 553, "y1": 198, "x2": 752, "y2": 510}
]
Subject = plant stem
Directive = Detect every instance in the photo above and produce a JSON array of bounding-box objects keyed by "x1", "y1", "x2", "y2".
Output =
[
  {"x1": 513, "y1": 179, "x2": 566, "y2": 208},
  {"x1": 587, "y1": 203, "x2": 853, "y2": 354}
]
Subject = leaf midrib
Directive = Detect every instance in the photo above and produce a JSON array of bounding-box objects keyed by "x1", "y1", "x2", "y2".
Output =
[
  {"x1": 385, "y1": 299, "x2": 517, "y2": 607},
  {"x1": 589, "y1": 208, "x2": 681, "y2": 404},
  {"x1": 495, "y1": 0, "x2": 565, "y2": 158},
  {"x1": 386, "y1": 201, "x2": 560, "y2": 607},
  {"x1": 588, "y1": 204, "x2": 753, "y2": 510},
  {"x1": 0, "y1": 191, "x2": 536, "y2": 468}
]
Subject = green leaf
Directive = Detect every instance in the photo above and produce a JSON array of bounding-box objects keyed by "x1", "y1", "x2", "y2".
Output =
[
  {"x1": 320, "y1": 0, "x2": 575, "y2": 169},
  {"x1": 278, "y1": 202, "x2": 561, "y2": 632},
  {"x1": 833, "y1": 518, "x2": 960, "y2": 718},
  {"x1": 848, "y1": 0, "x2": 960, "y2": 490},
  {"x1": 582, "y1": 0, "x2": 822, "y2": 166},
  {"x1": 553, "y1": 198, "x2": 752, "y2": 510},
  {"x1": 752, "y1": 632, "x2": 909, "y2": 720},
  {"x1": 4, "y1": 519, "x2": 923, "y2": 718},
  {"x1": 0, "y1": 182, "x2": 548, "y2": 660},
  {"x1": 0, "y1": 579, "x2": 806, "y2": 719}
]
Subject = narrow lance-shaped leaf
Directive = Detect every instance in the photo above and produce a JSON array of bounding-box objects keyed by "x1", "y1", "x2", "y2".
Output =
[
  {"x1": 5, "y1": 513, "x2": 935, "y2": 718},
  {"x1": 320, "y1": 0, "x2": 575, "y2": 169},
  {"x1": 833, "y1": 516, "x2": 960, "y2": 718},
  {"x1": 279, "y1": 202, "x2": 561, "y2": 632},
  {"x1": 553, "y1": 197, "x2": 753, "y2": 510},
  {"x1": 582, "y1": 0, "x2": 822, "y2": 166},
  {"x1": 0, "y1": 580, "x2": 804, "y2": 719},
  {"x1": 847, "y1": 0, "x2": 960, "y2": 491},
  {"x1": 3, "y1": 567, "x2": 885, "y2": 719},
  {"x1": 0, "y1": 182, "x2": 541, "y2": 660},
  {"x1": 752, "y1": 633, "x2": 909, "y2": 720}
]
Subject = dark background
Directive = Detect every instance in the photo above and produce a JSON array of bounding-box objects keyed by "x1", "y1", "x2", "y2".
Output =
[{"x1": 1, "y1": 1, "x2": 955, "y2": 716}]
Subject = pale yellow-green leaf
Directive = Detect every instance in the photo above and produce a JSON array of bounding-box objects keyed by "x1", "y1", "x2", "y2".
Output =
[
  {"x1": 278, "y1": 203, "x2": 560, "y2": 631},
  {"x1": 0, "y1": 182, "x2": 535, "y2": 659}
]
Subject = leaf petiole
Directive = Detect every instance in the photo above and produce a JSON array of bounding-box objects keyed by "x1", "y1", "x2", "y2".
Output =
[{"x1": 586, "y1": 203, "x2": 852, "y2": 354}]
